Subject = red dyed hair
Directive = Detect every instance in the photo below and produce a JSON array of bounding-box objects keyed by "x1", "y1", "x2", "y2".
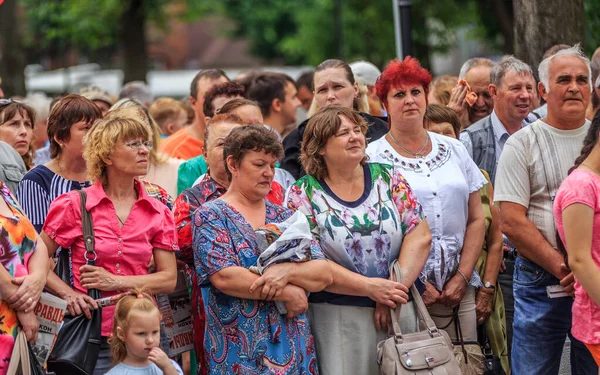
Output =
[{"x1": 376, "y1": 57, "x2": 432, "y2": 106}]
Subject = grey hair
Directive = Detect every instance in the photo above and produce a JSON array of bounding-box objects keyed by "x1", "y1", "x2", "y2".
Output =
[
  {"x1": 458, "y1": 58, "x2": 496, "y2": 80},
  {"x1": 23, "y1": 92, "x2": 52, "y2": 121},
  {"x1": 538, "y1": 44, "x2": 592, "y2": 93},
  {"x1": 490, "y1": 56, "x2": 533, "y2": 87},
  {"x1": 118, "y1": 81, "x2": 154, "y2": 106}
]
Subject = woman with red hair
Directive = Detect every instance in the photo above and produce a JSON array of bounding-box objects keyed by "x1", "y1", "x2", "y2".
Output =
[{"x1": 367, "y1": 57, "x2": 487, "y2": 345}]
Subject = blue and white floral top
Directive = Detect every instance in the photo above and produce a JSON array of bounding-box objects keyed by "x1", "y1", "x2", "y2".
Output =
[{"x1": 285, "y1": 163, "x2": 424, "y2": 307}]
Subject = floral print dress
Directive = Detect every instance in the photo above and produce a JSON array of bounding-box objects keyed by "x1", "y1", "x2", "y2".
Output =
[
  {"x1": 0, "y1": 182, "x2": 37, "y2": 375},
  {"x1": 286, "y1": 163, "x2": 424, "y2": 290},
  {"x1": 192, "y1": 199, "x2": 324, "y2": 375}
]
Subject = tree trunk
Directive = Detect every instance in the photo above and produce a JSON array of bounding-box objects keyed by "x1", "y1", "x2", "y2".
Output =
[
  {"x1": 0, "y1": 0, "x2": 26, "y2": 96},
  {"x1": 120, "y1": 0, "x2": 148, "y2": 83},
  {"x1": 513, "y1": 0, "x2": 584, "y2": 76},
  {"x1": 491, "y1": 0, "x2": 514, "y2": 54}
]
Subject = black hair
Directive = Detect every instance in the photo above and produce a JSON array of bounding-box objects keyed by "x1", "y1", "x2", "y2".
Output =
[{"x1": 570, "y1": 109, "x2": 600, "y2": 174}]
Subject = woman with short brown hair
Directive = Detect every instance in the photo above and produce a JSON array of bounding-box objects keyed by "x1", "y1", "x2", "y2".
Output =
[
  {"x1": 17, "y1": 94, "x2": 101, "y2": 232},
  {"x1": 192, "y1": 124, "x2": 331, "y2": 374},
  {"x1": 286, "y1": 106, "x2": 431, "y2": 374},
  {"x1": 424, "y1": 103, "x2": 462, "y2": 138}
]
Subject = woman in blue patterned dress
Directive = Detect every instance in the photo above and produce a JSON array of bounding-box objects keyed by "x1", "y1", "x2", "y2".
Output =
[{"x1": 192, "y1": 124, "x2": 332, "y2": 374}]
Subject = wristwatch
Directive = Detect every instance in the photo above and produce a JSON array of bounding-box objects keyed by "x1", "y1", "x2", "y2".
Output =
[{"x1": 483, "y1": 281, "x2": 496, "y2": 290}]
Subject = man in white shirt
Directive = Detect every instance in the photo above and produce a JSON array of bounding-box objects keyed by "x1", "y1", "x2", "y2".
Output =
[{"x1": 494, "y1": 45, "x2": 598, "y2": 375}]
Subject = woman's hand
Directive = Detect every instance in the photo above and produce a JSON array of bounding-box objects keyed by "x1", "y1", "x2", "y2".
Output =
[
  {"x1": 559, "y1": 263, "x2": 576, "y2": 296},
  {"x1": 281, "y1": 284, "x2": 308, "y2": 319},
  {"x1": 366, "y1": 278, "x2": 408, "y2": 308},
  {"x1": 422, "y1": 281, "x2": 441, "y2": 307},
  {"x1": 79, "y1": 265, "x2": 122, "y2": 291},
  {"x1": 16, "y1": 310, "x2": 39, "y2": 343},
  {"x1": 62, "y1": 289, "x2": 98, "y2": 319},
  {"x1": 439, "y1": 273, "x2": 468, "y2": 308},
  {"x1": 475, "y1": 288, "x2": 494, "y2": 325},
  {"x1": 7, "y1": 272, "x2": 46, "y2": 312},
  {"x1": 249, "y1": 263, "x2": 293, "y2": 301},
  {"x1": 374, "y1": 302, "x2": 392, "y2": 332}
]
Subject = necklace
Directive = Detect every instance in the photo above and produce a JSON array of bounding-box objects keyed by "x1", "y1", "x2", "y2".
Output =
[
  {"x1": 388, "y1": 131, "x2": 430, "y2": 158},
  {"x1": 117, "y1": 215, "x2": 125, "y2": 226}
]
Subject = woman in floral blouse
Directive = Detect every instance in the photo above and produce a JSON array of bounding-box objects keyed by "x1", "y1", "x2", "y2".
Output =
[
  {"x1": 285, "y1": 106, "x2": 431, "y2": 375},
  {"x1": 0, "y1": 182, "x2": 49, "y2": 375}
]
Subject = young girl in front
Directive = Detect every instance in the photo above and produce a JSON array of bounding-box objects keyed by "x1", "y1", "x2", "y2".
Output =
[
  {"x1": 555, "y1": 111, "x2": 600, "y2": 371},
  {"x1": 106, "y1": 291, "x2": 183, "y2": 375}
]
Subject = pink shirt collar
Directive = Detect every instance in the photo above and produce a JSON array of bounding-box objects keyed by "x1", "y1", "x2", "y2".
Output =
[{"x1": 86, "y1": 179, "x2": 161, "y2": 214}]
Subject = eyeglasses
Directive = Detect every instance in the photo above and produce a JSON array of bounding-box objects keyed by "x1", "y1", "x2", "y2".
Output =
[{"x1": 123, "y1": 140, "x2": 153, "y2": 151}]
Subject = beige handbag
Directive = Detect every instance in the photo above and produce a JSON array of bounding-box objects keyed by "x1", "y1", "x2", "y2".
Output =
[
  {"x1": 7, "y1": 330, "x2": 32, "y2": 375},
  {"x1": 377, "y1": 261, "x2": 462, "y2": 374},
  {"x1": 452, "y1": 314, "x2": 485, "y2": 375}
]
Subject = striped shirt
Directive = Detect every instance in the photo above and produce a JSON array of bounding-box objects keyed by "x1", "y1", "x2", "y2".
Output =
[
  {"x1": 17, "y1": 165, "x2": 91, "y2": 233},
  {"x1": 495, "y1": 119, "x2": 590, "y2": 249}
]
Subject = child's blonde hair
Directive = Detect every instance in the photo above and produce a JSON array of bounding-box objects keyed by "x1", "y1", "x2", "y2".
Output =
[{"x1": 108, "y1": 290, "x2": 160, "y2": 364}]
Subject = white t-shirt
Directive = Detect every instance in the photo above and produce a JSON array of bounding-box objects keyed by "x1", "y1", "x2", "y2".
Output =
[
  {"x1": 105, "y1": 359, "x2": 183, "y2": 375},
  {"x1": 367, "y1": 132, "x2": 487, "y2": 291},
  {"x1": 494, "y1": 119, "x2": 590, "y2": 248}
]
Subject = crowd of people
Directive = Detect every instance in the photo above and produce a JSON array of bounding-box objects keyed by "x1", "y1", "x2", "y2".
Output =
[{"x1": 1, "y1": 42, "x2": 600, "y2": 375}]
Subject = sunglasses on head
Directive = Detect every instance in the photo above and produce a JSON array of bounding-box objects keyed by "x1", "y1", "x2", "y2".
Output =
[{"x1": 0, "y1": 98, "x2": 22, "y2": 106}]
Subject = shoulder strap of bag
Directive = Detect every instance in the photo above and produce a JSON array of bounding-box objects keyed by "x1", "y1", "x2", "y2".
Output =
[
  {"x1": 78, "y1": 190, "x2": 95, "y2": 265},
  {"x1": 78, "y1": 190, "x2": 98, "y2": 298},
  {"x1": 7, "y1": 330, "x2": 30, "y2": 375},
  {"x1": 453, "y1": 311, "x2": 470, "y2": 364},
  {"x1": 389, "y1": 261, "x2": 441, "y2": 337}
]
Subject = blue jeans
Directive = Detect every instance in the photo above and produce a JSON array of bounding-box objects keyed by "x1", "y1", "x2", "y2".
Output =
[{"x1": 512, "y1": 256, "x2": 598, "y2": 375}]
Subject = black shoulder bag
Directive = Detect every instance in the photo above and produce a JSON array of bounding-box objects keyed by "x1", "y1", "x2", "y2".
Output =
[{"x1": 47, "y1": 190, "x2": 102, "y2": 375}]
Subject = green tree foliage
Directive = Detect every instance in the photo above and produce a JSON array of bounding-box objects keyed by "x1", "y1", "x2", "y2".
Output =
[
  {"x1": 22, "y1": 0, "x2": 121, "y2": 51},
  {"x1": 585, "y1": 0, "x2": 600, "y2": 54},
  {"x1": 188, "y1": 0, "x2": 301, "y2": 62},
  {"x1": 19, "y1": 0, "x2": 600, "y2": 72},
  {"x1": 22, "y1": 0, "x2": 173, "y2": 55},
  {"x1": 196, "y1": 0, "x2": 482, "y2": 68}
]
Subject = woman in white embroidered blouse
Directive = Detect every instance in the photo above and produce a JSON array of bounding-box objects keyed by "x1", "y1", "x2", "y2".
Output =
[{"x1": 366, "y1": 57, "x2": 487, "y2": 343}]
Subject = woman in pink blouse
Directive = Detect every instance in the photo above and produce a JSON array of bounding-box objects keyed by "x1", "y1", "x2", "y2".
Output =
[
  {"x1": 555, "y1": 112, "x2": 600, "y2": 366},
  {"x1": 41, "y1": 116, "x2": 178, "y2": 375}
]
